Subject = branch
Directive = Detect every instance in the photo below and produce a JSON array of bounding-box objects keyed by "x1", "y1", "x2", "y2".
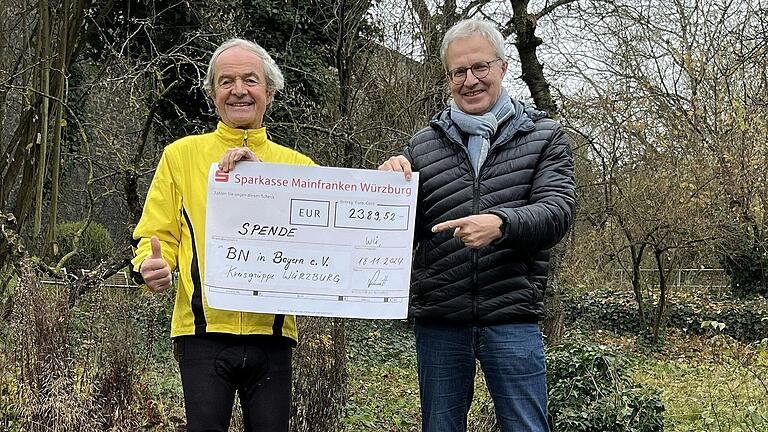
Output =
[
  {"x1": 536, "y1": 0, "x2": 580, "y2": 20},
  {"x1": 133, "y1": 78, "x2": 180, "y2": 166},
  {"x1": 461, "y1": 0, "x2": 492, "y2": 18},
  {"x1": 68, "y1": 251, "x2": 132, "y2": 307}
]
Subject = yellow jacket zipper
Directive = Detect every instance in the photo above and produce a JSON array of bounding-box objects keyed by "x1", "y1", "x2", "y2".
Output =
[{"x1": 241, "y1": 128, "x2": 247, "y2": 333}]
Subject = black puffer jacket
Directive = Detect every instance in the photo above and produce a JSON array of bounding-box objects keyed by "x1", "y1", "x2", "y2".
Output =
[{"x1": 406, "y1": 99, "x2": 575, "y2": 324}]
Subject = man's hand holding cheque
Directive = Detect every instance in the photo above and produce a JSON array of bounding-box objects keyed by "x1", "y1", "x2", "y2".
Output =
[{"x1": 378, "y1": 155, "x2": 412, "y2": 181}]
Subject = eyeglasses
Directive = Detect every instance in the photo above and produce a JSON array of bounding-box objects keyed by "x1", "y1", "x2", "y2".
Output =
[
  {"x1": 446, "y1": 59, "x2": 504, "y2": 85},
  {"x1": 216, "y1": 76, "x2": 264, "y2": 90}
]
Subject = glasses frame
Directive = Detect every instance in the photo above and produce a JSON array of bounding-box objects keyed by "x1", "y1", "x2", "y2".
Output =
[
  {"x1": 446, "y1": 58, "x2": 504, "y2": 85},
  {"x1": 216, "y1": 75, "x2": 264, "y2": 91}
]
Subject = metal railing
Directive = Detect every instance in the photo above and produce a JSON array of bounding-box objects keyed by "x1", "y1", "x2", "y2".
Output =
[
  {"x1": 613, "y1": 268, "x2": 730, "y2": 290},
  {"x1": 40, "y1": 268, "x2": 135, "y2": 288}
]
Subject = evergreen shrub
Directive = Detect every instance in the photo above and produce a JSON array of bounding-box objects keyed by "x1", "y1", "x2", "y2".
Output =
[
  {"x1": 548, "y1": 341, "x2": 665, "y2": 432},
  {"x1": 722, "y1": 238, "x2": 768, "y2": 297},
  {"x1": 53, "y1": 221, "x2": 115, "y2": 273}
]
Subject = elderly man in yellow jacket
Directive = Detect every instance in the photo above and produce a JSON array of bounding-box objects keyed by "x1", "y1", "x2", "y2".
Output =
[{"x1": 131, "y1": 38, "x2": 314, "y2": 432}]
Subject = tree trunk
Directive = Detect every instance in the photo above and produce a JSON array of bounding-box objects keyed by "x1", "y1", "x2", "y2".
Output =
[
  {"x1": 542, "y1": 279, "x2": 564, "y2": 344},
  {"x1": 651, "y1": 248, "x2": 668, "y2": 343},
  {"x1": 630, "y1": 243, "x2": 648, "y2": 330},
  {"x1": 45, "y1": 0, "x2": 70, "y2": 258},
  {"x1": 505, "y1": 0, "x2": 565, "y2": 342},
  {"x1": 409, "y1": 0, "x2": 461, "y2": 115},
  {"x1": 34, "y1": 0, "x2": 51, "y2": 238},
  {"x1": 507, "y1": 0, "x2": 559, "y2": 116}
]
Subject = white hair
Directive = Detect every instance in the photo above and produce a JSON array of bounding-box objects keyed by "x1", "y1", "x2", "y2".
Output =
[
  {"x1": 203, "y1": 38, "x2": 285, "y2": 97},
  {"x1": 440, "y1": 19, "x2": 506, "y2": 69}
]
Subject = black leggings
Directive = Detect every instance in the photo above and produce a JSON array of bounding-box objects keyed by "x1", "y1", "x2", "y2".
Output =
[{"x1": 175, "y1": 334, "x2": 293, "y2": 432}]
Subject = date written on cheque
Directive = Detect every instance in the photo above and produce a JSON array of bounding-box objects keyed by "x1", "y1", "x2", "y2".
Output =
[{"x1": 357, "y1": 256, "x2": 404, "y2": 267}]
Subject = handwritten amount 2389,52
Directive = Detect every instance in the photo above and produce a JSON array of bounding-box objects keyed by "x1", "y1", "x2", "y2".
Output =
[{"x1": 346, "y1": 208, "x2": 396, "y2": 222}]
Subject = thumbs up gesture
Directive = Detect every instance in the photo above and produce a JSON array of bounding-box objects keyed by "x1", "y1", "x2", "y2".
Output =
[{"x1": 140, "y1": 236, "x2": 172, "y2": 292}]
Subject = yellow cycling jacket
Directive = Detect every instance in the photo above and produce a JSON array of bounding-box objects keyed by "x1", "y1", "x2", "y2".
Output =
[{"x1": 132, "y1": 121, "x2": 315, "y2": 341}]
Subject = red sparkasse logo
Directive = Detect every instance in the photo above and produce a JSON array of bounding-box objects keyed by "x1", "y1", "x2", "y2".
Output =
[{"x1": 214, "y1": 170, "x2": 229, "y2": 182}]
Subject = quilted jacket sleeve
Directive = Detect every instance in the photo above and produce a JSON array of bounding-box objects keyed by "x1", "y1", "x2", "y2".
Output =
[{"x1": 490, "y1": 121, "x2": 576, "y2": 252}]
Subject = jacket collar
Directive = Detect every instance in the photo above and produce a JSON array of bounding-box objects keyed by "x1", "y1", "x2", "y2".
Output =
[
  {"x1": 213, "y1": 121, "x2": 268, "y2": 150},
  {"x1": 430, "y1": 96, "x2": 547, "y2": 148}
]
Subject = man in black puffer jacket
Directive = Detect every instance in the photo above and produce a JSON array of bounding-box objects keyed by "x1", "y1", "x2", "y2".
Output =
[{"x1": 379, "y1": 19, "x2": 575, "y2": 432}]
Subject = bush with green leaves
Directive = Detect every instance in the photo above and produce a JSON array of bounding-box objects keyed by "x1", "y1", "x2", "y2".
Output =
[
  {"x1": 564, "y1": 289, "x2": 643, "y2": 334},
  {"x1": 52, "y1": 221, "x2": 115, "y2": 273},
  {"x1": 721, "y1": 237, "x2": 768, "y2": 298},
  {"x1": 564, "y1": 289, "x2": 768, "y2": 342},
  {"x1": 547, "y1": 341, "x2": 665, "y2": 432},
  {"x1": 666, "y1": 291, "x2": 768, "y2": 342}
]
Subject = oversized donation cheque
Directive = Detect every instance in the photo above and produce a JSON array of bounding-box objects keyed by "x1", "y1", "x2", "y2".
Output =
[{"x1": 204, "y1": 162, "x2": 419, "y2": 319}]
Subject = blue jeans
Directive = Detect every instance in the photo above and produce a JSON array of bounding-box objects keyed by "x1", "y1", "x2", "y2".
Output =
[{"x1": 414, "y1": 321, "x2": 549, "y2": 432}]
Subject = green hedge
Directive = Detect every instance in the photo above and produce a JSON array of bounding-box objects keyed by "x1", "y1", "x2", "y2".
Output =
[
  {"x1": 548, "y1": 341, "x2": 665, "y2": 432},
  {"x1": 564, "y1": 289, "x2": 768, "y2": 342}
]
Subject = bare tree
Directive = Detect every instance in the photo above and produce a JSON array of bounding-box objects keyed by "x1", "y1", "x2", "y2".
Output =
[
  {"x1": 0, "y1": 0, "x2": 88, "y2": 267},
  {"x1": 555, "y1": 0, "x2": 768, "y2": 339}
]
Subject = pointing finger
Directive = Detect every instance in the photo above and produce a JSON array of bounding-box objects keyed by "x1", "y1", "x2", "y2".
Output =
[
  {"x1": 431, "y1": 222, "x2": 448, "y2": 233},
  {"x1": 432, "y1": 220, "x2": 458, "y2": 233}
]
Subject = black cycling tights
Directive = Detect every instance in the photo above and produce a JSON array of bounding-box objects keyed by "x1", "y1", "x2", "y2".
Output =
[{"x1": 175, "y1": 333, "x2": 293, "y2": 432}]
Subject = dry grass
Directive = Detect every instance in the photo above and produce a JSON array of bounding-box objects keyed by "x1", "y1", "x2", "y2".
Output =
[{"x1": 1, "y1": 264, "x2": 350, "y2": 431}]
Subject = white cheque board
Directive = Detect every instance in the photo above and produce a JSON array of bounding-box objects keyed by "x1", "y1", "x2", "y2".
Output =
[{"x1": 204, "y1": 162, "x2": 418, "y2": 319}]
